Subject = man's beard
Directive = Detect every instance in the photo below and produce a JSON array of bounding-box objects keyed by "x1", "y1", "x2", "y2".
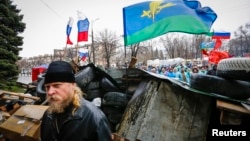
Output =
[{"x1": 47, "y1": 95, "x2": 73, "y2": 114}]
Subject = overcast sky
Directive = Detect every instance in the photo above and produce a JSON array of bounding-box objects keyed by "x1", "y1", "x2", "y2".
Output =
[{"x1": 11, "y1": 0, "x2": 250, "y2": 58}]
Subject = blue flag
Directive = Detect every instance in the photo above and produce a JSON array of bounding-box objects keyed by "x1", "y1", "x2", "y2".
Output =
[{"x1": 123, "y1": 0, "x2": 217, "y2": 46}]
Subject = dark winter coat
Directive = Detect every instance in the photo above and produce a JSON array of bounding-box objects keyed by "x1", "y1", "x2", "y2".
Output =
[
  {"x1": 207, "y1": 65, "x2": 217, "y2": 76},
  {"x1": 40, "y1": 98, "x2": 112, "y2": 141}
]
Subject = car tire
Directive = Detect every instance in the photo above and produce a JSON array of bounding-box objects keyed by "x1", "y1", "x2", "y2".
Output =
[
  {"x1": 36, "y1": 77, "x2": 46, "y2": 102},
  {"x1": 75, "y1": 65, "x2": 96, "y2": 89},
  {"x1": 102, "y1": 92, "x2": 131, "y2": 108},
  {"x1": 85, "y1": 89, "x2": 103, "y2": 101},
  {"x1": 100, "y1": 77, "x2": 121, "y2": 92},
  {"x1": 85, "y1": 81, "x2": 100, "y2": 91},
  {"x1": 190, "y1": 73, "x2": 250, "y2": 100},
  {"x1": 217, "y1": 58, "x2": 250, "y2": 81},
  {"x1": 108, "y1": 113, "x2": 124, "y2": 124}
]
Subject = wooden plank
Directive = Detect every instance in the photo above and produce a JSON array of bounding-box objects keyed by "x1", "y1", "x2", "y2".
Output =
[
  {"x1": 0, "y1": 90, "x2": 40, "y2": 101},
  {"x1": 216, "y1": 100, "x2": 250, "y2": 114}
]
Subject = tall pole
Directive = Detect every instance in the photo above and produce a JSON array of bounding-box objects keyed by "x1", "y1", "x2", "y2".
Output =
[
  {"x1": 241, "y1": 35, "x2": 243, "y2": 56},
  {"x1": 91, "y1": 18, "x2": 99, "y2": 64},
  {"x1": 91, "y1": 27, "x2": 95, "y2": 64}
]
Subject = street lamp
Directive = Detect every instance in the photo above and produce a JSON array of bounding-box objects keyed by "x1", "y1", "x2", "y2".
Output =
[{"x1": 91, "y1": 18, "x2": 99, "y2": 64}]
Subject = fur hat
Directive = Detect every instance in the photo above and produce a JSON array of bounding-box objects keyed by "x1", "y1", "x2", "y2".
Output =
[{"x1": 44, "y1": 61, "x2": 75, "y2": 84}]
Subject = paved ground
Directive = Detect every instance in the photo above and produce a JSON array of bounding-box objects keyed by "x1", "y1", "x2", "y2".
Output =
[{"x1": 16, "y1": 74, "x2": 32, "y2": 85}]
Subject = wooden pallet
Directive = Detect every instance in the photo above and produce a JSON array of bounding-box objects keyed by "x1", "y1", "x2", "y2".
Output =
[
  {"x1": 0, "y1": 90, "x2": 40, "y2": 104},
  {"x1": 0, "y1": 90, "x2": 40, "y2": 116},
  {"x1": 0, "y1": 90, "x2": 40, "y2": 102}
]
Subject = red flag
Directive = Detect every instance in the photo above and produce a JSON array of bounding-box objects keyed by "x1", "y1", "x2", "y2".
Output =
[
  {"x1": 214, "y1": 38, "x2": 222, "y2": 50},
  {"x1": 209, "y1": 50, "x2": 229, "y2": 64},
  {"x1": 66, "y1": 36, "x2": 73, "y2": 45},
  {"x1": 201, "y1": 49, "x2": 209, "y2": 56}
]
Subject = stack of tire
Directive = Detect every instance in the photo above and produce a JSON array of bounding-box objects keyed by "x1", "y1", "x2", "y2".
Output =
[
  {"x1": 75, "y1": 64, "x2": 123, "y2": 101},
  {"x1": 75, "y1": 64, "x2": 102, "y2": 101},
  {"x1": 190, "y1": 57, "x2": 250, "y2": 100},
  {"x1": 75, "y1": 64, "x2": 131, "y2": 131},
  {"x1": 101, "y1": 91, "x2": 131, "y2": 131}
]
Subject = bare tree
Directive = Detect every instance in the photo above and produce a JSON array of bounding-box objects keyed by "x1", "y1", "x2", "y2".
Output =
[
  {"x1": 181, "y1": 35, "x2": 191, "y2": 59},
  {"x1": 231, "y1": 23, "x2": 250, "y2": 56},
  {"x1": 159, "y1": 33, "x2": 211, "y2": 59},
  {"x1": 190, "y1": 35, "x2": 207, "y2": 59},
  {"x1": 127, "y1": 43, "x2": 140, "y2": 68},
  {"x1": 160, "y1": 34, "x2": 176, "y2": 58},
  {"x1": 126, "y1": 40, "x2": 157, "y2": 67},
  {"x1": 175, "y1": 34, "x2": 183, "y2": 57},
  {"x1": 95, "y1": 29, "x2": 120, "y2": 68}
]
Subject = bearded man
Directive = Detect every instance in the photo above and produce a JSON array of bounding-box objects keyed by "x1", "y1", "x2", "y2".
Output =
[{"x1": 40, "y1": 61, "x2": 112, "y2": 141}]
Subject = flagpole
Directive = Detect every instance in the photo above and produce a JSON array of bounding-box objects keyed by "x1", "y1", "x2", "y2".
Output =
[
  {"x1": 124, "y1": 44, "x2": 129, "y2": 93},
  {"x1": 91, "y1": 18, "x2": 99, "y2": 64},
  {"x1": 63, "y1": 43, "x2": 68, "y2": 60},
  {"x1": 72, "y1": 42, "x2": 79, "y2": 73},
  {"x1": 76, "y1": 42, "x2": 79, "y2": 64},
  {"x1": 88, "y1": 44, "x2": 91, "y2": 63}
]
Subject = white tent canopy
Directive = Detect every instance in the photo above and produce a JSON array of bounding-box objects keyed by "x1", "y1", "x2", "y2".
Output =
[{"x1": 147, "y1": 58, "x2": 185, "y2": 67}]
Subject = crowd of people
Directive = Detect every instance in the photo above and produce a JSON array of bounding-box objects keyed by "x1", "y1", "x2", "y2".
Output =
[{"x1": 141, "y1": 62, "x2": 217, "y2": 84}]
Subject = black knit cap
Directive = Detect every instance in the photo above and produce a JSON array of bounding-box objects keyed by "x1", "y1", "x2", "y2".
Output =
[{"x1": 44, "y1": 61, "x2": 75, "y2": 84}]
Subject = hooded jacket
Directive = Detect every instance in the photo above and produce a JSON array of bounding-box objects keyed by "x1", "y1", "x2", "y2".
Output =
[{"x1": 40, "y1": 98, "x2": 112, "y2": 141}]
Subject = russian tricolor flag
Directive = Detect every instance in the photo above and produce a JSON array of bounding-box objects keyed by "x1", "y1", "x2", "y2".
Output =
[
  {"x1": 212, "y1": 32, "x2": 231, "y2": 39},
  {"x1": 78, "y1": 49, "x2": 89, "y2": 61},
  {"x1": 66, "y1": 17, "x2": 74, "y2": 45},
  {"x1": 77, "y1": 11, "x2": 89, "y2": 42}
]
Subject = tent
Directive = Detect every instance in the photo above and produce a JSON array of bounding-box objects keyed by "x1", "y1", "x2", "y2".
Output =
[{"x1": 31, "y1": 64, "x2": 48, "y2": 82}]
